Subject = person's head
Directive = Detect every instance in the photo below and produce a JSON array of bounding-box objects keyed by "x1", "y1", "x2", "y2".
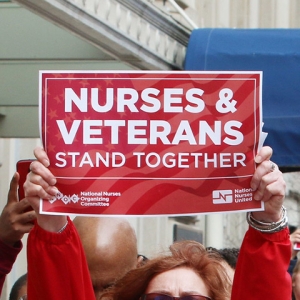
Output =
[
  {"x1": 100, "y1": 240, "x2": 231, "y2": 300},
  {"x1": 9, "y1": 273, "x2": 27, "y2": 300},
  {"x1": 206, "y1": 247, "x2": 239, "y2": 283},
  {"x1": 216, "y1": 248, "x2": 239, "y2": 270},
  {"x1": 73, "y1": 216, "x2": 140, "y2": 298}
]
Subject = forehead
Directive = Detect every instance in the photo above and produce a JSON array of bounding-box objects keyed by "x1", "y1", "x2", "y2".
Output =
[
  {"x1": 145, "y1": 267, "x2": 209, "y2": 296},
  {"x1": 17, "y1": 284, "x2": 27, "y2": 299}
]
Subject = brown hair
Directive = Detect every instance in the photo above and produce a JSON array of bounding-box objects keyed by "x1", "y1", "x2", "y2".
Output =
[{"x1": 100, "y1": 240, "x2": 231, "y2": 300}]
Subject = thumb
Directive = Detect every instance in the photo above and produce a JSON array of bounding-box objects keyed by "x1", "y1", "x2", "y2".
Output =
[
  {"x1": 26, "y1": 196, "x2": 41, "y2": 213},
  {"x1": 255, "y1": 146, "x2": 273, "y2": 164}
]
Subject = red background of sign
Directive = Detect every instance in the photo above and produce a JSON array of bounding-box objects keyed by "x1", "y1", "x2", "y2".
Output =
[{"x1": 40, "y1": 71, "x2": 262, "y2": 215}]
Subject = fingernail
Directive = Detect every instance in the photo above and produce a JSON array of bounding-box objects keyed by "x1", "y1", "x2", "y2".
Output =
[
  {"x1": 50, "y1": 178, "x2": 57, "y2": 186},
  {"x1": 251, "y1": 183, "x2": 257, "y2": 191},
  {"x1": 44, "y1": 159, "x2": 50, "y2": 167},
  {"x1": 49, "y1": 186, "x2": 59, "y2": 196},
  {"x1": 255, "y1": 155, "x2": 262, "y2": 163}
]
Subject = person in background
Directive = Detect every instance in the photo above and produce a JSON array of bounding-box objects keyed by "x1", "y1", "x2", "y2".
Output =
[
  {"x1": 102, "y1": 240, "x2": 232, "y2": 300},
  {"x1": 292, "y1": 259, "x2": 300, "y2": 300},
  {"x1": 0, "y1": 173, "x2": 36, "y2": 295},
  {"x1": 206, "y1": 247, "x2": 239, "y2": 283},
  {"x1": 4, "y1": 216, "x2": 145, "y2": 299},
  {"x1": 217, "y1": 248, "x2": 239, "y2": 270},
  {"x1": 24, "y1": 145, "x2": 291, "y2": 300},
  {"x1": 9, "y1": 273, "x2": 27, "y2": 300},
  {"x1": 98, "y1": 147, "x2": 290, "y2": 300},
  {"x1": 289, "y1": 226, "x2": 300, "y2": 300},
  {"x1": 73, "y1": 216, "x2": 144, "y2": 299},
  {"x1": 289, "y1": 226, "x2": 300, "y2": 275}
]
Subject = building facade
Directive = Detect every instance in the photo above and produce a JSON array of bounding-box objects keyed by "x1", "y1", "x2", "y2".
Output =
[{"x1": 1, "y1": 0, "x2": 299, "y2": 299}]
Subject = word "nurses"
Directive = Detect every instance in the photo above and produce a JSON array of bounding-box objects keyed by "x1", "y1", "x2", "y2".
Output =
[{"x1": 56, "y1": 87, "x2": 243, "y2": 146}]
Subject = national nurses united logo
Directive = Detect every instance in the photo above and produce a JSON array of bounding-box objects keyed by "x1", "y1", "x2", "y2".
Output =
[{"x1": 212, "y1": 190, "x2": 233, "y2": 204}]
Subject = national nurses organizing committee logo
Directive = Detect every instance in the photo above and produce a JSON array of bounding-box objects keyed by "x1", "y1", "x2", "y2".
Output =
[
  {"x1": 212, "y1": 190, "x2": 233, "y2": 204},
  {"x1": 48, "y1": 191, "x2": 111, "y2": 207}
]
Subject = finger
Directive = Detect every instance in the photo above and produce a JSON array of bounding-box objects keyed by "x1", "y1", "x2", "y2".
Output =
[
  {"x1": 255, "y1": 146, "x2": 273, "y2": 164},
  {"x1": 293, "y1": 237, "x2": 300, "y2": 243},
  {"x1": 24, "y1": 172, "x2": 59, "y2": 200},
  {"x1": 29, "y1": 161, "x2": 56, "y2": 186},
  {"x1": 17, "y1": 210, "x2": 37, "y2": 225},
  {"x1": 13, "y1": 198, "x2": 34, "y2": 214},
  {"x1": 25, "y1": 196, "x2": 42, "y2": 213},
  {"x1": 253, "y1": 170, "x2": 285, "y2": 202},
  {"x1": 13, "y1": 222, "x2": 35, "y2": 235},
  {"x1": 24, "y1": 180, "x2": 59, "y2": 200},
  {"x1": 251, "y1": 192, "x2": 284, "y2": 223},
  {"x1": 253, "y1": 170, "x2": 285, "y2": 200},
  {"x1": 7, "y1": 172, "x2": 20, "y2": 204},
  {"x1": 251, "y1": 160, "x2": 277, "y2": 191},
  {"x1": 34, "y1": 146, "x2": 50, "y2": 167},
  {"x1": 20, "y1": 223, "x2": 35, "y2": 234}
]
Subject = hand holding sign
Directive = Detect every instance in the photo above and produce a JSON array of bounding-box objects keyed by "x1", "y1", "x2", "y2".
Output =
[{"x1": 251, "y1": 146, "x2": 286, "y2": 223}]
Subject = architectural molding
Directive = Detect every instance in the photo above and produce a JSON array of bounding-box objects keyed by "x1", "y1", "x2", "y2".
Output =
[{"x1": 13, "y1": 0, "x2": 191, "y2": 70}]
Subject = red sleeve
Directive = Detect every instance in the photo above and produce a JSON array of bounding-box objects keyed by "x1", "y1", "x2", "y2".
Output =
[
  {"x1": 27, "y1": 217, "x2": 95, "y2": 300},
  {"x1": 0, "y1": 239, "x2": 22, "y2": 295},
  {"x1": 231, "y1": 226, "x2": 292, "y2": 300}
]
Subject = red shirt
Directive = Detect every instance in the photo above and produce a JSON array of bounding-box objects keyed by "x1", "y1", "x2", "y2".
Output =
[
  {"x1": 27, "y1": 217, "x2": 95, "y2": 300},
  {"x1": 231, "y1": 226, "x2": 292, "y2": 300}
]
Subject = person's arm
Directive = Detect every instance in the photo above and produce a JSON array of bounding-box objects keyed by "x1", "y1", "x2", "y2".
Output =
[
  {"x1": 231, "y1": 147, "x2": 292, "y2": 300},
  {"x1": 232, "y1": 226, "x2": 291, "y2": 299},
  {"x1": 27, "y1": 217, "x2": 95, "y2": 300},
  {"x1": 25, "y1": 147, "x2": 95, "y2": 300},
  {"x1": 0, "y1": 173, "x2": 36, "y2": 295},
  {"x1": 0, "y1": 239, "x2": 22, "y2": 295}
]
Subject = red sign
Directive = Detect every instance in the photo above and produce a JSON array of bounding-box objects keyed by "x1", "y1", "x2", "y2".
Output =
[{"x1": 39, "y1": 71, "x2": 263, "y2": 216}]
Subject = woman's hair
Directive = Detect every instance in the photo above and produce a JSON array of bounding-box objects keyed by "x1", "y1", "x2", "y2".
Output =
[{"x1": 100, "y1": 240, "x2": 231, "y2": 300}]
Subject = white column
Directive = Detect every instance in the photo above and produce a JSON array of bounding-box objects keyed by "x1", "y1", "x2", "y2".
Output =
[
  {"x1": 275, "y1": 0, "x2": 290, "y2": 28},
  {"x1": 248, "y1": 0, "x2": 260, "y2": 28},
  {"x1": 205, "y1": 213, "x2": 224, "y2": 248}
]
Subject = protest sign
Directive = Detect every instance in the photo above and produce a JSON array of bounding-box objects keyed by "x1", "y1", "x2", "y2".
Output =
[{"x1": 39, "y1": 71, "x2": 263, "y2": 216}]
